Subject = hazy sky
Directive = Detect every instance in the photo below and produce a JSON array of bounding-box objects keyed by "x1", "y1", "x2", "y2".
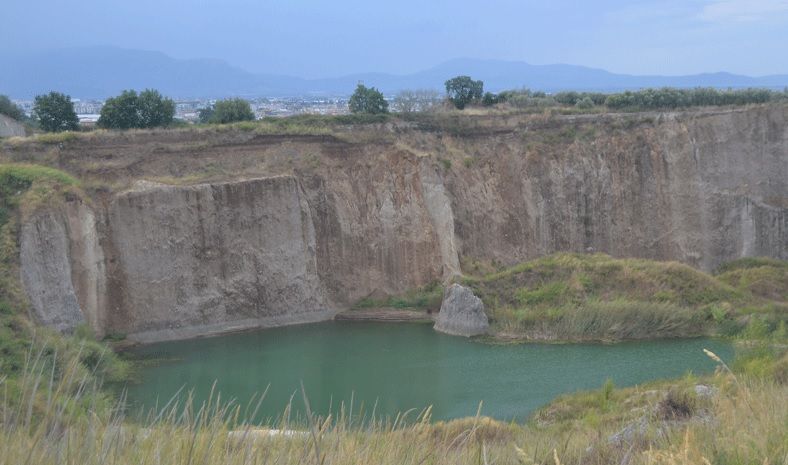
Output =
[{"x1": 4, "y1": 0, "x2": 788, "y2": 77}]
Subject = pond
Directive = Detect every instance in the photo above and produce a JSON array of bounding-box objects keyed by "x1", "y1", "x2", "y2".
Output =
[{"x1": 124, "y1": 321, "x2": 733, "y2": 423}]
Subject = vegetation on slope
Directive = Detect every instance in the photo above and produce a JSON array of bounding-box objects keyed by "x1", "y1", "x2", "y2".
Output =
[
  {"x1": 0, "y1": 165, "x2": 784, "y2": 464},
  {"x1": 461, "y1": 253, "x2": 787, "y2": 342},
  {"x1": 0, "y1": 163, "x2": 128, "y2": 422},
  {"x1": 353, "y1": 281, "x2": 444, "y2": 312}
]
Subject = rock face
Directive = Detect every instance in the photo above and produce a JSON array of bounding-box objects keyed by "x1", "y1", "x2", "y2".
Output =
[
  {"x1": 104, "y1": 176, "x2": 332, "y2": 342},
  {"x1": 0, "y1": 115, "x2": 25, "y2": 138},
  {"x1": 13, "y1": 105, "x2": 788, "y2": 342},
  {"x1": 434, "y1": 284, "x2": 489, "y2": 337},
  {"x1": 20, "y1": 210, "x2": 86, "y2": 333}
]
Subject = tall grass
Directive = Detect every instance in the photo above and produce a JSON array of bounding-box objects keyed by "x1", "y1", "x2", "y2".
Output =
[
  {"x1": 464, "y1": 253, "x2": 785, "y2": 341},
  {"x1": 1, "y1": 342, "x2": 784, "y2": 465},
  {"x1": 0, "y1": 342, "x2": 524, "y2": 465}
]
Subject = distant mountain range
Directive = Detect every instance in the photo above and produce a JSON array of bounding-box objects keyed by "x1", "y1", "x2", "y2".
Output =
[{"x1": 3, "y1": 46, "x2": 788, "y2": 99}]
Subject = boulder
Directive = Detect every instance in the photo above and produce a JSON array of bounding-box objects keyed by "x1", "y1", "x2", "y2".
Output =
[{"x1": 434, "y1": 284, "x2": 489, "y2": 336}]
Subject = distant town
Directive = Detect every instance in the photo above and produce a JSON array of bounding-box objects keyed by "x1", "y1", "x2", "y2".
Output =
[{"x1": 10, "y1": 96, "x2": 354, "y2": 125}]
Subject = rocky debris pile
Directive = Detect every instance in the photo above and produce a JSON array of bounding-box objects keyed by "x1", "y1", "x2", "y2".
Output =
[
  {"x1": 433, "y1": 284, "x2": 489, "y2": 337},
  {"x1": 608, "y1": 384, "x2": 717, "y2": 449}
]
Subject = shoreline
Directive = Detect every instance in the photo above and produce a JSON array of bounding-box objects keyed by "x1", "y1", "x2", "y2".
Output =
[{"x1": 333, "y1": 307, "x2": 435, "y2": 323}]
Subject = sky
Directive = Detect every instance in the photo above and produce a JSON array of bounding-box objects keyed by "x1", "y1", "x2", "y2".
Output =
[{"x1": 3, "y1": 0, "x2": 788, "y2": 78}]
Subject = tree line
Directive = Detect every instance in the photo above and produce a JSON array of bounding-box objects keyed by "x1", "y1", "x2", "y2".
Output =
[
  {"x1": 3, "y1": 82, "x2": 786, "y2": 133},
  {"x1": 349, "y1": 76, "x2": 788, "y2": 114},
  {"x1": 0, "y1": 91, "x2": 258, "y2": 133},
  {"x1": 487, "y1": 87, "x2": 787, "y2": 111}
]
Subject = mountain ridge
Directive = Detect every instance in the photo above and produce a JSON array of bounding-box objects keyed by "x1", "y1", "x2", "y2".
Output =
[{"x1": 2, "y1": 46, "x2": 787, "y2": 99}]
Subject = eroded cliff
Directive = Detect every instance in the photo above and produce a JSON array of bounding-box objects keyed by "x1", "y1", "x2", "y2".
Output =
[{"x1": 8, "y1": 105, "x2": 787, "y2": 341}]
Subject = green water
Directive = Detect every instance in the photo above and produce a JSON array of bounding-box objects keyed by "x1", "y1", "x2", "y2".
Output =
[{"x1": 125, "y1": 321, "x2": 732, "y2": 422}]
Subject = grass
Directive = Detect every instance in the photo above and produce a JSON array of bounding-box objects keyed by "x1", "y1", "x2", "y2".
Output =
[
  {"x1": 0, "y1": 336, "x2": 784, "y2": 465},
  {"x1": 353, "y1": 281, "x2": 443, "y2": 312},
  {"x1": 462, "y1": 253, "x2": 786, "y2": 341},
  {"x1": 32, "y1": 130, "x2": 83, "y2": 144},
  {"x1": 0, "y1": 163, "x2": 128, "y2": 425}
]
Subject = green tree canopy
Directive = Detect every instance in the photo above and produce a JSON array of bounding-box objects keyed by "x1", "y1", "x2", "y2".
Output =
[
  {"x1": 98, "y1": 90, "x2": 141, "y2": 129},
  {"x1": 198, "y1": 106, "x2": 215, "y2": 124},
  {"x1": 98, "y1": 89, "x2": 175, "y2": 129},
  {"x1": 33, "y1": 92, "x2": 79, "y2": 132},
  {"x1": 137, "y1": 89, "x2": 175, "y2": 128},
  {"x1": 482, "y1": 92, "x2": 503, "y2": 107},
  {"x1": 208, "y1": 98, "x2": 255, "y2": 124},
  {"x1": 348, "y1": 84, "x2": 389, "y2": 114},
  {"x1": 0, "y1": 95, "x2": 25, "y2": 121},
  {"x1": 445, "y1": 76, "x2": 483, "y2": 110}
]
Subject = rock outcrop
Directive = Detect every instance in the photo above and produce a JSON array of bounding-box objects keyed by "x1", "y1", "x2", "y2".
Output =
[
  {"x1": 434, "y1": 284, "x2": 489, "y2": 337},
  {"x1": 0, "y1": 115, "x2": 25, "y2": 138},
  {"x1": 20, "y1": 210, "x2": 86, "y2": 333},
  {"x1": 12, "y1": 105, "x2": 788, "y2": 342},
  {"x1": 104, "y1": 176, "x2": 332, "y2": 342}
]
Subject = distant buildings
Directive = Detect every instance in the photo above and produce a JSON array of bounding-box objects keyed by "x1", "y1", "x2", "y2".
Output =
[
  {"x1": 249, "y1": 97, "x2": 350, "y2": 118},
  {"x1": 11, "y1": 95, "x2": 356, "y2": 126}
]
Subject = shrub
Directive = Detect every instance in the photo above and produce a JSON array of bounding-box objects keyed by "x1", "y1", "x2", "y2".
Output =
[
  {"x1": 482, "y1": 92, "x2": 502, "y2": 106},
  {"x1": 657, "y1": 388, "x2": 698, "y2": 420},
  {"x1": 392, "y1": 89, "x2": 440, "y2": 113},
  {"x1": 575, "y1": 96, "x2": 595, "y2": 109},
  {"x1": 209, "y1": 98, "x2": 256, "y2": 123}
]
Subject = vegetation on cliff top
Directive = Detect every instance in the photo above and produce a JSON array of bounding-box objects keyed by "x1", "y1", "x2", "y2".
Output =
[{"x1": 0, "y1": 95, "x2": 26, "y2": 122}]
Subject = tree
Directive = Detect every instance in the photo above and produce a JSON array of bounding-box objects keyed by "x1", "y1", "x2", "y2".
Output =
[
  {"x1": 137, "y1": 89, "x2": 175, "y2": 128},
  {"x1": 210, "y1": 98, "x2": 255, "y2": 124},
  {"x1": 98, "y1": 89, "x2": 176, "y2": 129},
  {"x1": 482, "y1": 92, "x2": 502, "y2": 107},
  {"x1": 348, "y1": 84, "x2": 389, "y2": 114},
  {"x1": 392, "y1": 89, "x2": 440, "y2": 113},
  {"x1": 198, "y1": 106, "x2": 215, "y2": 124},
  {"x1": 98, "y1": 90, "x2": 142, "y2": 129},
  {"x1": 0, "y1": 95, "x2": 25, "y2": 121},
  {"x1": 445, "y1": 76, "x2": 483, "y2": 110},
  {"x1": 33, "y1": 92, "x2": 79, "y2": 132},
  {"x1": 575, "y1": 96, "x2": 595, "y2": 109}
]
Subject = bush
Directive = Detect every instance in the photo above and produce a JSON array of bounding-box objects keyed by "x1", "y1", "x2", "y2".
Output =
[
  {"x1": 392, "y1": 89, "x2": 440, "y2": 113},
  {"x1": 604, "y1": 87, "x2": 778, "y2": 110},
  {"x1": 482, "y1": 92, "x2": 502, "y2": 107},
  {"x1": 575, "y1": 96, "x2": 595, "y2": 109},
  {"x1": 498, "y1": 89, "x2": 557, "y2": 108},
  {"x1": 657, "y1": 387, "x2": 698, "y2": 420},
  {"x1": 207, "y1": 98, "x2": 256, "y2": 124}
]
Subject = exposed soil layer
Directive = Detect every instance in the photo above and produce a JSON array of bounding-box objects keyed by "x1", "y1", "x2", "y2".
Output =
[{"x1": 3, "y1": 105, "x2": 786, "y2": 342}]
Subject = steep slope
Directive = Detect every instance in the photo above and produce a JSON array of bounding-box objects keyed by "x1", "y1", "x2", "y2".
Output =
[{"x1": 3, "y1": 105, "x2": 786, "y2": 342}]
